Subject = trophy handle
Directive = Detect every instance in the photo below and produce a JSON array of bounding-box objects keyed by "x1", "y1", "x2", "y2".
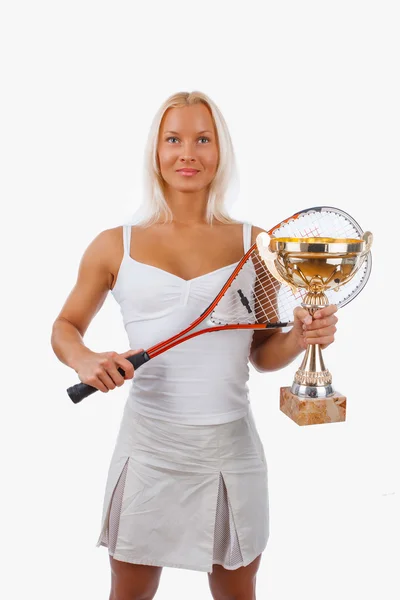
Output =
[
  {"x1": 329, "y1": 231, "x2": 373, "y2": 290},
  {"x1": 256, "y1": 233, "x2": 298, "y2": 293},
  {"x1": 360, "y1": 231, "x2": 373, "y2": 257}
]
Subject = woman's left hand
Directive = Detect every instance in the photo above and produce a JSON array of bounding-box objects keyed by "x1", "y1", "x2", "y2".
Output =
[{"x1": 292, "y1": 305, "x2": 338, "y2": 351}]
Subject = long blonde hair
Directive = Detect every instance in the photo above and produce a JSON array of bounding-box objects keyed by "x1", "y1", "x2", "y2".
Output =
[{"x1": 132, "y1": 91, "x2": 240, "y2": 226}]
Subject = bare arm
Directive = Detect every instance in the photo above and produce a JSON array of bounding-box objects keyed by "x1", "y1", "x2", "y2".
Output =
[
  {"x1": 51, "y1": 228, "x2": 142, "y2": 394},
  {"x1": 250, "y1": 328, "x2": 304, "y2": 372},
  {"x1": 51, "y1": 228, "x2": 115, "y2": 370}
]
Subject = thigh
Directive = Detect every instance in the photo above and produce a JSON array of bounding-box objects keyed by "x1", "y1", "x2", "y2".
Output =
[
  {"x1": 109, "y1": 555, "x2": 163, "y2": 600},
  {"x1": 207, "y1": 553, "x2": 262, "y2": 600}
]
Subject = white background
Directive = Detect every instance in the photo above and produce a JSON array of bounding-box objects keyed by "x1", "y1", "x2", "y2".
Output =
[{"x1": 1, "y1": 1, "x2": 399, "y2": 598}]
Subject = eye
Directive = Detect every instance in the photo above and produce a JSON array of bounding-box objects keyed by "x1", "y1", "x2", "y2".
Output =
[{"x1": 165, "y1": 136, "x2": 211, "y2": 144}]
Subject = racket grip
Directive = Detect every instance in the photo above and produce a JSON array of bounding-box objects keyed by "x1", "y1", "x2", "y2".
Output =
[{"x1": 67, "y1": 351, "x2": 150, "y2": 404}]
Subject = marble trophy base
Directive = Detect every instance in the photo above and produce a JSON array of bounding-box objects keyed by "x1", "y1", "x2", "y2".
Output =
[{"x1": 280, "y1": 386, "x2": 347, "y2": 426}]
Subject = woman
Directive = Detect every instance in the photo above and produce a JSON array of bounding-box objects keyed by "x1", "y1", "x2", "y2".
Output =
[{"x1": 51, "y1": 91, "x2": 338, "y2": 600}]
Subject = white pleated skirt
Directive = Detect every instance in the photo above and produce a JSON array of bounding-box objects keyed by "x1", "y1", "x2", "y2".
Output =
[{"x1": 96, "y1": 401, "x2": 269, "y2": 574}]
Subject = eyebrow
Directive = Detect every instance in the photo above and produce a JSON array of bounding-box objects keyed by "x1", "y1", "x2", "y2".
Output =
[{"x1": 163, "y1": 130, "x2": 213, "y2": 135}]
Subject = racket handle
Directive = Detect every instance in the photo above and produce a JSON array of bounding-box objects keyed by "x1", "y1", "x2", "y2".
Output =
[{"x1": 67, "y1": 351, "x2": 150, "y2": 404}]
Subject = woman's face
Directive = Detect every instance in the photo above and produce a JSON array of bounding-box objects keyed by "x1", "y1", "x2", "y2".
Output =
[{"x1": 157, "y1": 103, "x2": 219, "y2": 193}]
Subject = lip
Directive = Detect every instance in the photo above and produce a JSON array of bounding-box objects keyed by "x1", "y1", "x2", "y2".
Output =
[{"x1": 176, "y1": 169, "x2": 200, "y2": 176}]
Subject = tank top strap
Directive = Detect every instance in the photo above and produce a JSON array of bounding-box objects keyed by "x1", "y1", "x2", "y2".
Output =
[
  {"x1": 242, "y1": 222, "x2": 253, "y2": 253},
  {"x1": 122, "y1": 224, "x2": 132, "y2": 257}
]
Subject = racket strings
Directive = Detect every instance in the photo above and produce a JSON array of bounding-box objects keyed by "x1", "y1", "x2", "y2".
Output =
[
  {"x1": 211, "y1": 249, "x2": 295, "y2": 326},
  {"x1": 274, "y1": 209, "x2": 362, "y2": 240}
]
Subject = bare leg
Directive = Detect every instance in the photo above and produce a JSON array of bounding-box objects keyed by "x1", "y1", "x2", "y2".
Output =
[
  {"x1": 109, "y1": 555, "x2": 163, "y2": 600},
  {"x1": 207, "y1": 553, "x2": 262, "y2": 600}
]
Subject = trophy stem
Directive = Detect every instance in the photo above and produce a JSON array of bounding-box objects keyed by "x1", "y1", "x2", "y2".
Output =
[
  {"x1": 280, "y1": 290, "x2": 346, "y2": 425},
  {"x1": 291, "y1": 342, "x2": 334, "y2": 398},
  {"x1": 298, "y1": 342, "x2": 328, "y2": 375},
  {"x1": 291, "y1": 295, "x2": 334, "y2": 399}
]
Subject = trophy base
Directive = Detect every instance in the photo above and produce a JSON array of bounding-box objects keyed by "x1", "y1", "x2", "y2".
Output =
[{"x1": 280, "y1": 387, "x2": 347, "y2": 426}]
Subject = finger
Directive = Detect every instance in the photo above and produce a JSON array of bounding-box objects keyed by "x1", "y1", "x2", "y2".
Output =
[
  {"x1": 304, "y1": 325, "x2": 337, "y2": 340},
  {"x1": 313, "y1": 304, "x2": 338, "y2": 319},
  {"x1": 293, "y1": 306, "x2": 312, "y2": 325},
  {"x1": 121, "y1": 348, "x2": 144, "y2": 358},
  {"x1": 119, "y1": 349, "x2": 145, "y2": 379},
  {"x1": 84, "y1": 375, "x2": 109, "y2": 393},
  {"x1": 96, "y1": 370, "x2": 117, "y2": 391},
  {"x1": 304, "y1": 315, "x2": 338, "y2": 332},
  {"x1": 115, "y1": 356, "x2": 135, "y2": 380},
  {"x1": 304, "y1": 334, "x2": 335, "y2": 346},
  {"x1": 106, "y1": 363, "x2": 126, "y2": 387},
  {"x1": 99, "y1": 354, "x2": 126, "y2": 387}
]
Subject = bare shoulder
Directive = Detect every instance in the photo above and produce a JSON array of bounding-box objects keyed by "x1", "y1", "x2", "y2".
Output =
[
  {"x1": 250, "y1": 224, "x2": 268, "y2": 244},
  {"x1": 85, "y1": 225, "x2": 122, "y2": 250},
  {"x1": 84, "y1": 225, "x2": 123, "y2": 275},
  {"x1": 98, "y1": 225, "x2": 123, "y2": 247},
  {"x1": 96, "y1": 225, "x2": 124, "y2": 280}
]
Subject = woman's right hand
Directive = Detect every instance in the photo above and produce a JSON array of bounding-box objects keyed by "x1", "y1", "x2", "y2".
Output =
[{"x1": 75, "y1": 348, "x2": 144, "y2": 393}]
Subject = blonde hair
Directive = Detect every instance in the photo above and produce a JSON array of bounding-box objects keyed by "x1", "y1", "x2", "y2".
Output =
[{"x1": 131, "y1": 91, "x2": 240, "y2": 226}]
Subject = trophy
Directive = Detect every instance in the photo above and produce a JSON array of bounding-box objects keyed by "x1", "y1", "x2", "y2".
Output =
[{"x1": 257, "y1": 212, "x2": 373, "y2": 426}]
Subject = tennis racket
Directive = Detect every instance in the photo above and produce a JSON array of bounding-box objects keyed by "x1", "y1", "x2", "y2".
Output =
[{"x1": 67, "y1": 206, "x2": 372, "y2": 403}]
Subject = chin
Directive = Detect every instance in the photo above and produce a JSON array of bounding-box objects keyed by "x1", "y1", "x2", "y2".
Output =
[
  {"x1": 177, "y1": 184, "x2": 204, "y2": 192},
  {"x1": 169, "y1": 179, "x2": 204, "y2": 190}
]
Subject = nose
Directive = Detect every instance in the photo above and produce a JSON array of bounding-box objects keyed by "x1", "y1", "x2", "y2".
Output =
[{"x1": 179, "y1": 140, "x2": 198, "y2": 162}]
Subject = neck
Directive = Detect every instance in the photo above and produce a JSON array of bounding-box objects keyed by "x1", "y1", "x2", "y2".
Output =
[{"x1": 163, "y1": 186, "x2": 210, "y2": 225}]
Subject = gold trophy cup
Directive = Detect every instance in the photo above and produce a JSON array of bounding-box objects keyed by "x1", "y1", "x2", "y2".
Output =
[{"x1": 260, "y1": 233, "x2": 373, "y2": 426}]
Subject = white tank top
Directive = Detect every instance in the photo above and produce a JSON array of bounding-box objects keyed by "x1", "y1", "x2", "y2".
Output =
[{"x1": 111, "y1": 223, "x2": 254, "y2": 425}]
